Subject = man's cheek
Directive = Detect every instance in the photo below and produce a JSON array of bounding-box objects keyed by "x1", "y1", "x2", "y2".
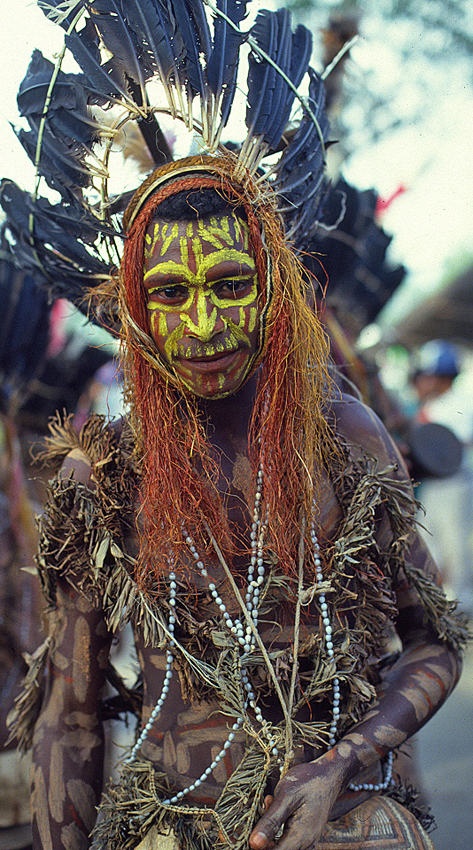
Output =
[
  {"x1": 149, "y1": 308, "x2": 168, "y2": 341},
  {"x1": 241, "y1": 305, "x2": 259, "y2": 335},
  {"x1": 148, "y1": 309, "x2": 187, "y2": 362},
  {"x1": 229, "y1": 304, "x2": 258, "y2": 341}
]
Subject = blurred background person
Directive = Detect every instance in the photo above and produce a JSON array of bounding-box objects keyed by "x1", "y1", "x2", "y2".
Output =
[{"x1": 408, "y1": 341, "x2": 473, "y2": 614}]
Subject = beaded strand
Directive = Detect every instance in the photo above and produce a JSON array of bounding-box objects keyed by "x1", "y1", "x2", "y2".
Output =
[
  {"x1": 309, "y1": 523, "x2": 340, "y2": 746},
  {"x1": 128, "y1": 465, "x2": 268, "y2": 796},
  {"x1": 162, "y1": 465, "x2": 269, "y2": 800},
  {"x1": 310, "y1": 523, "x2": 393, "y2": 788},
  {"x1": 348, "y1": 751, "x2": 394, "y2": 792},
  {"x1": 162, "y1": 715, "x2": 245, "y2": 804},
  {"x1": 128, "y1": 477, "x2": 391, "y2": 802},
  {"x1": 127, "y1": 573, "x2": 177, "y2": 761}
]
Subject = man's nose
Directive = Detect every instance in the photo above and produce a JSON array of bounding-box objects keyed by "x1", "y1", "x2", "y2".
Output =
[{"x1": 183, "y1": 289, "x2": 227, "y2": 342}]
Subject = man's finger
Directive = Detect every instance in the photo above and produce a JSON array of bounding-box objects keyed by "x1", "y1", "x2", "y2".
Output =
[{"x1": 250, "y1": 801, "x2": 292, "y2": 849}]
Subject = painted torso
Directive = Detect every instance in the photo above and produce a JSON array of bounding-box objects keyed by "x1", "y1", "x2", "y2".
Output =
[
  {"x1": 124, "y1": 390, "x2": 352, "y2": 805},
  {"x1": 29, "y1": 394, "x2": 440, "y2": 816}
]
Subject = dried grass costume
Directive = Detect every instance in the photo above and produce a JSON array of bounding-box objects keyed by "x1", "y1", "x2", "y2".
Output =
[
  {"x1": 1, "y1": 1, "x2": 468, "y2": 849},
  {"x1": 11, "y1": 409, "x2": 467, "y2": 850}
]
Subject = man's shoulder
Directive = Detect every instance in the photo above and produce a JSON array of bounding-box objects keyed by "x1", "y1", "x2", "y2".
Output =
[
  {"x1": 39, "y1": 413, "x2": 136, "y2": 487},
  {"x1": 327, "y1": 392, "x2": 404, "y2": 471},
  {"x1": 328, "y1": 391, "x2": 383, "y2": 435}
]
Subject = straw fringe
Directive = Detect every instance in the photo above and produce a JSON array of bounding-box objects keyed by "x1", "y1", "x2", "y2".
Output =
[{"x1": 9, "y1": 414, "x2": 470, "y2": 843}]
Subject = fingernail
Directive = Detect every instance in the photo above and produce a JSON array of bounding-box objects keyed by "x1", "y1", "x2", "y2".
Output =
[{"x1": 250, "y1": 833, "x2": 267, "y2": 849}]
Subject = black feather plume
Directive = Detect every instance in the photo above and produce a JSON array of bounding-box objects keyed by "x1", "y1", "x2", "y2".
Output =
[
  {"x1": 0, "y1": 180, "x2": 116, "y2": 310},
  {"x1": 15, "y1": 127, "x2": 91, "y2": 202},
  {"x1": 245, "y1": 10, "x2": 280, "y2": 146},
  {"x1": 257, "y1": 9, "x2": 292, "y2": 147},
  {"x1": 15, "y1": 51, "x2": 102, "y2": 201},
  {"x1": 246, "y1": 10, "x2": 313, "y2": 152},
  {"x1": 169, "y1": 0, "x2": 211, "y2": 96},
  {"x1": 207, "y1": 0, "x2": 248, "y2": 128},
  {"x1": 123, "y1": 0, "x2": 185, "y2": 95},
  {"x1": 64, "y1": 17, "x2": 132, "y2": 103},
  {"x1": 0, "y1": 229, "x2": 51, "y2": 412},
  {"x1": 275, "y1": 67, "x2": 330, "y2": 239},
  {"x1": 39, "y1": 0, "x2": 142, "y2": 103},
  {"x1": 81, "y1": 0, "x2": 149, "y2": 91}
]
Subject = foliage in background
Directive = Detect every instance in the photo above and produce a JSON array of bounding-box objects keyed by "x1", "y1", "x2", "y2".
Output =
[{"x1": 287, "y1": 0, "x2": 473, "y2": 163}]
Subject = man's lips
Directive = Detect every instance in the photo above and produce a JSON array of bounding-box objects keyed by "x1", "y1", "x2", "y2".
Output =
[
  {"x1": 175, "y1": 346, "x2": 242, "y2": 365},
  {"x1": 176, "y1": 352, "x2": 244, "y2": 374},
  {"x1": 186, "y1": 351, "x2": 237, "y2": 362}
]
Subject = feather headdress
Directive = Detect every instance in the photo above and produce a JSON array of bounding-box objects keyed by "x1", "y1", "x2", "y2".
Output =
[{"x1": 0, "y1": 0, "x2": 331, "y2": 318}]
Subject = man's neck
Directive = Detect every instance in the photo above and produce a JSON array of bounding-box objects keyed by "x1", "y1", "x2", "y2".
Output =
[{"x1": 196, "y1": 372, "x2": 259, "y2": 443}]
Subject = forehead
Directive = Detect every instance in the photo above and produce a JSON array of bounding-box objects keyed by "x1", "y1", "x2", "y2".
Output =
[{"x1": 144, "y1": 211, "x2": 251, "y2": 266}]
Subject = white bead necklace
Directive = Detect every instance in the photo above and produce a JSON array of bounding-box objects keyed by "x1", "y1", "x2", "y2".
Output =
[
  {"x1": 128, "y1": 574, "x2": 177, "y2": 761},
  {"x1": 128, "y1": 470, "x2": 392, "y2": 800},
  {"x1": 127, "y1": 464, "x2": 269, "y2": 799},
  {"x1": 309, "y1": 523, "x2": 393, "y2": 792},
  {"x1": 309, "y1": 523, "x2": 340, "y2": 747}
]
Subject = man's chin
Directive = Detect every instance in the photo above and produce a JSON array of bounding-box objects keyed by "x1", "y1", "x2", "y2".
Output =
[
  {"x1": 170, "y1": 350, "x2": 255, "y2": 399},
  {"x1": 174, "y1": 365, "x2": 253, "y2": 400},
  {"x1": 177, "y1": 377, "x2": 245, "y2": 400}
]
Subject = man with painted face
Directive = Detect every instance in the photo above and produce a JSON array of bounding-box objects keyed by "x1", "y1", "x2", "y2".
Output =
[
  {"x1": 144, "y1": 209, "x2": 260, "y2": 398},
  {"x1": 17, "y1": 156, "x2": 467, "y2": 850}
]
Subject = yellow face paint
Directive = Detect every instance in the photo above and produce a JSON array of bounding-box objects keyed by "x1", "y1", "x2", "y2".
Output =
[{"x1": 143, "y1": 212, "x2": 262, "y2": 398}]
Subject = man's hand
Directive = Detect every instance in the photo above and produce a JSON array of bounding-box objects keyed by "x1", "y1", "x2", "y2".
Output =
[{"x1": 249, "y1": 754, "x2": 346, "y2": 850}]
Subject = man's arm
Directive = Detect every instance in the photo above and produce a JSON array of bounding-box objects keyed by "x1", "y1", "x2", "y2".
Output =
[
  {"x1": 250, "y1": 628, "x2": 460, "y2": 850},
  {"x1": 250, "y1": 395, "x2": 464, "y2": 850},
  {"x1": 31, "y1": 575, "x2": 113, "y2": 850}
]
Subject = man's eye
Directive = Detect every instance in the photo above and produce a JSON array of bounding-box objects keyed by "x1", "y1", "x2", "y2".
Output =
[
  {"x1": 154, "y1": 285, "x2": 188, "y2": 301},
  {"x1": 216, "y1": 279, "x2": 252, "y2": 297}
]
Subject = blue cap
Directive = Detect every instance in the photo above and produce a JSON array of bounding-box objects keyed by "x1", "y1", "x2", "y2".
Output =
[{"x1": 417, "y1": 340, "x2": 460, "y2": 379}]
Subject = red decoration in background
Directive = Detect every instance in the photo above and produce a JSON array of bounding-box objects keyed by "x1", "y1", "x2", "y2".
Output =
[{"x1": 375, "y1": 183, "x2": 407, "y2": 217}]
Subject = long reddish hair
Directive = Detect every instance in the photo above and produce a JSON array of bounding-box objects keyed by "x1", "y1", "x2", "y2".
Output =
[{"x1": 118, "y1": 156, "x2": 336, "y2": 592}]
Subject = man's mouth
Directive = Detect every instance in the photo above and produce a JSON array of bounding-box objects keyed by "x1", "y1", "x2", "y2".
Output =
[{"x1": 176, "y1": 342, "x2": 241, "y2": 362}]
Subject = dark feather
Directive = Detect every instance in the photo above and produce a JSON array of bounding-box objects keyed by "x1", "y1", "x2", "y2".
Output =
[
  {"x1": 80, "y1": 0, "x2": 148, "y2": 90},
  {"x1": 258, "y1": 10, "x2": 292, "y2": 145},
  {"x1": 168, "y1": 0, "x2": 211, "y2": 96},
  {"x1": 289, "y1": 26, "x2": 312, "y2": 90},
  {"x1": 245, "y1": 9, "x2": 279, "y2": 143},
  {"x1": 16, "y1": 52, "x2": 100, "y2": 200},
  {"x1": 0, "y1": 179, "x2": 115, "y2": 255},
  {"x1": 64, "y1": 17, "x2": 131, "y2": 102},
  {"x1": 0, "y1": 180, "x2": 115, "y2": 307},
  {"x1": 246, "y1": 10, "x2": 312, "y2": 151},
  {"x1": 17, "y1": 51, "x2": 99, "y2": 142},
  {"x1": 41, "y1": 104, "x2": 98, "y2": 147},
  {"x1": 261, "y1": 20, "x2": 312, "y2": 149},
  {"x1": 15, "y1": 128, "x2": 90, "y2": 201},
  {"x1": 18, "y1": 50, "x2": 82, "y2": 114},
  {"x1": 275, "y1": 68, "x2": 330, "y2": 239},
  {"x1": 276, "y1": 69, "x2": 328, "y2": 178},
  {"x1": 183, "y1": 0, "x2": 212, "y2": 58},
  {"x1": 0, "y1": 230, "x2": 51, "y2": 409},
  {"x1": 39, "y1": 0, "x2": 142, "y2": 101},
  {"x1": 305, "y1": 179, "x2": 407, "y2": 326},
  {"x1": 207, "y1": 0, "x2": 248, "y2": 127},
  {"x1": 122, "y1": 0, "x2": 185, "y2": 90}
]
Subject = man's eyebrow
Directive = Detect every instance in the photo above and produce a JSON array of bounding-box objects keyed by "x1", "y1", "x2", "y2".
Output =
[
  {"x1": 146, "y1": 272, "x2": 189, "y2": 287},
  {"x1": 205, "y1": 260, "x2": 256, "y2": 283},
  {"x1": 144, "y1": 262, "x2": 192, "y2": 285},
  {"x1": 145, "y1": 258, "x2": 256, "y2": 286}
]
